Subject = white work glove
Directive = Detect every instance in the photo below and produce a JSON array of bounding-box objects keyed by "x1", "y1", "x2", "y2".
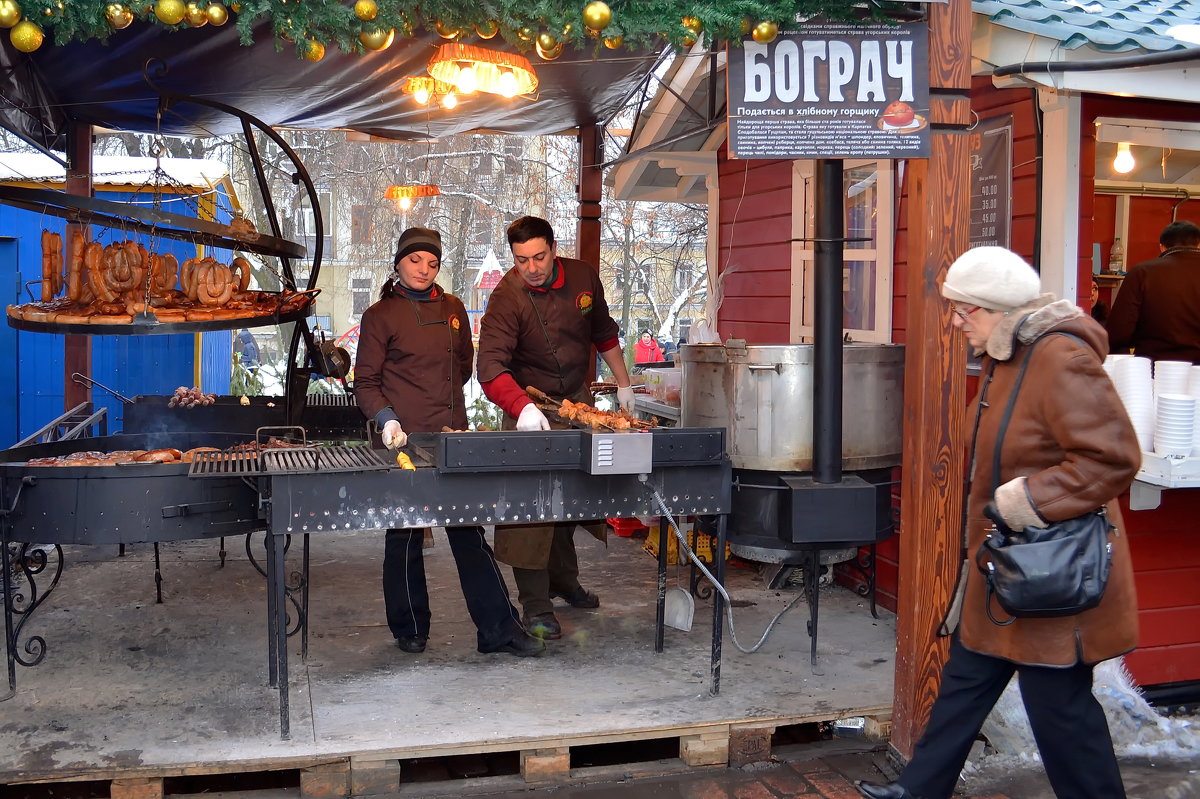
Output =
[
  {"x1": 516, "y1": 404, "x2": 551, "y2": 431},
  {"x1": 381, "y1": 420, "x2": 408, "y2": 449},
  {"x1": 616, "y1": 385, "x2": 636, "y2": 413}
]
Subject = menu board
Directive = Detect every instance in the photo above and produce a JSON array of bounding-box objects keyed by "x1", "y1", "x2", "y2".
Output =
[
  {"x1": 968, "y1": 114, "x2": 1012, "y2": 248},
  {"x1": 727, "y1": 23, "x2": 930, "y2": 160}
]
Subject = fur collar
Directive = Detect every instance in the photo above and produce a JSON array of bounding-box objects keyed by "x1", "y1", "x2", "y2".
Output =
[{"x1": 983, "y1": 295, "x2": 1084, "y2": 361}]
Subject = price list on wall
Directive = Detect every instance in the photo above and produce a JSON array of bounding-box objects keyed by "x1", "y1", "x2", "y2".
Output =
[{"x1": 969, "y1": 114, "x2": 1012, "y2": 248}]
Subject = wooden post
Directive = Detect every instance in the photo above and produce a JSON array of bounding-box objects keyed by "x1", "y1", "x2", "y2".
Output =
[
  {"x1": 892, "y1": 0, "x2": 973, "y2": 759},
  {"x1": 63, "y1": 122, "x2": 93, "y2": 412}
]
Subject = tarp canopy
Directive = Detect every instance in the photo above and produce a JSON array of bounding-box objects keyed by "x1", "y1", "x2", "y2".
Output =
[{"x1": 0, "y1": 18, "x2": 660, "y2": 151}]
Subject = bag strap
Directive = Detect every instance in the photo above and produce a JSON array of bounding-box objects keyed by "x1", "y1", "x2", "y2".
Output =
[{"x1": 989, "y1": 331, "x2": 1086, "y2": 495}]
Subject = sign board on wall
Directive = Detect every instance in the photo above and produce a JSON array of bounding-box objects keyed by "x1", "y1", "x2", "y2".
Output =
[
  {"x1": 727, "y1": 23, "x2": 930, "y2": 160},
  {"x1": 968, "y1": 114, "x2": 1012, "y2": 248}
]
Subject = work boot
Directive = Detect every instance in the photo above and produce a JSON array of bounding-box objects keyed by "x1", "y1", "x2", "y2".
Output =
[
  {"x1": 395, "y1": 634, "x2": 428, "y2": 653},
  {"x1": 551, "y1": 586, "x2": 600, "y2": 609},
  {"x1": 855, "y1": 782, "x2": 912, "y2": 799},
  {"x1": 482, "y1": 631, "x2": 546, "y2": 657},
  {"x1": 523, "y1": 612, "x2": 562, "y2": 640}
]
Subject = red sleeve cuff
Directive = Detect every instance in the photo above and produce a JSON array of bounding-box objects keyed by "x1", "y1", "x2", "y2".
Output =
[
  {"x1": 596, "y1": 336, "x2": 620, "y2": 353},
  {"x1": 481, "y1": 373, "x2": 532, "y2": 419}
]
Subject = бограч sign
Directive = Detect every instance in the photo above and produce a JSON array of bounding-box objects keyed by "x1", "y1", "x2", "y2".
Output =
[{"x1": 728, "y1": 22, "x2": 930, "y2": 160}]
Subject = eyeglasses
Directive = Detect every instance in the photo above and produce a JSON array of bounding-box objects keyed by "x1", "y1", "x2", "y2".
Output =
[{"x1": 952, "y1": 305, "x2": 981, "y2": 320}]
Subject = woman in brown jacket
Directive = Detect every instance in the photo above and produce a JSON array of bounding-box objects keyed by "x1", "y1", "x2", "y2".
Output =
[
  {"x1": 858, "y1": 247, "x2": 1141, "y2": 799},
  {"x1": 355, "y1": 227, "x2": 543, "y2": 658}
]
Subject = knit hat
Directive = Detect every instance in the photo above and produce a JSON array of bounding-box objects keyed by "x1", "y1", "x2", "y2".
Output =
[
  {"x1": 941, "y1": 246, "x2": 1041, "y2": 311},
  {"x1": 393, "y1": 227, "x2": 441, "y2": 265}
]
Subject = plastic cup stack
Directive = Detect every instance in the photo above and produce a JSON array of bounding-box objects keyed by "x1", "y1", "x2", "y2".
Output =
[
  {"x1": 1189, "y1": 366, "x2": 1200, "y2": 456},
  {"x1": 1154, "y1": 360, "x2": 1192, "y2": 399},
  {"x1": 1110, "y1": 356, "x2": 1154, "y2": 452},
  {"x1": 1153, "y1": 393, "x2": 1195, "y2": 457}
]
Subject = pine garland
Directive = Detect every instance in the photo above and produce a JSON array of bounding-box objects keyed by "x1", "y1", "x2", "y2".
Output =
[{"x1": 21, "y1": 0, "x2": 891, "y2": 60}]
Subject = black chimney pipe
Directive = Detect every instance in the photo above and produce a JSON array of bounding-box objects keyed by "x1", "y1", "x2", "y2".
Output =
[{"x1": 813, "y1": 159, "x2": 843, "y2": 485}]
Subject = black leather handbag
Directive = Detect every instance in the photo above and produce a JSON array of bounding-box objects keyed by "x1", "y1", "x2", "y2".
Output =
[{"x1": 974, "y1": 332, "x2": 1115, "y2": 627}]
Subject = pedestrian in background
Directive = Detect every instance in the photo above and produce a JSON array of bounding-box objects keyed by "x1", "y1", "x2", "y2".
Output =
[
  {"x1": 635, "y1": 330, "x2": 665, "y2": 363},
  {"x1": 857, "y1": 246, "x2": 1140, "y2": 799}
]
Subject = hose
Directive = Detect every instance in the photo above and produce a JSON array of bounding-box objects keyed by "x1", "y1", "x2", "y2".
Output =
[{"x1": 648, "y1": 487, "x2": 803, "y2": 655}]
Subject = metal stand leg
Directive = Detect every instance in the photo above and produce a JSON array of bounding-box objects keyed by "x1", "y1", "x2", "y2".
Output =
[
  {"x1": 153, "y1": 542, "x2": 163, "y2": 604},
  {"x1": 300, "y1": 534, "x2": 310, "y2": 660},
  {"x1": 218, "y1": 536, "x2": 227, "y2": 568},
  {"x1": 654, "y1": 517, "x2": 667, "y2": 654},
  {"x1": 267, "y1": 531, "x2": 290, "y2": 739},
  {"x1": 803, "y1": 548, "x2": 821, "y2": 669},
  {"x1": 2, "y1": 533, "x2": 15, "y2": 700},
  {"x1": 710, "y1": 514, "x2": 726, "y2": 696}
]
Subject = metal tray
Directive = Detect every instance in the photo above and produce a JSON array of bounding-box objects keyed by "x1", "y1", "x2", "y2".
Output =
[{"x1": 6, "y1": 303, "x2": 312, "y2": 336}]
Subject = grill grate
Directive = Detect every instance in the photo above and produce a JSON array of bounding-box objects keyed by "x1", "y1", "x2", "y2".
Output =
[
  {"x1": 305, "y1": 394, "x2": 356, "y2": 407},
  {"x1": 189, "y1": 446, "x2": 391, "y2": 478}
]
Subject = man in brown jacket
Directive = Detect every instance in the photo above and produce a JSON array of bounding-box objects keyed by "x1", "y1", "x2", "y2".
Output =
[
  {"x1": 477, "y1": 216, "x2": 636, "y2": 639},
  {"x1": 1106, "y1": 219, "x2": 1200, "y2": 363}
]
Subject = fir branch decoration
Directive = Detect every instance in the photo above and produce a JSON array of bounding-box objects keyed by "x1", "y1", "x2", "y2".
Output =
[{"x1": 20, "y1": 0, "x2": 885, "y2": 60}]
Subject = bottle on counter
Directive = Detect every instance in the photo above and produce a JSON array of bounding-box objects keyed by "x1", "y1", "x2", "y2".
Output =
[{"x1": 1109, "y1": 238, "x2": 1125, "y2": 274}]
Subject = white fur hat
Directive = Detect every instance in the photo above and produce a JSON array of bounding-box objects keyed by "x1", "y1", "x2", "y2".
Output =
[{"x1": 941, "y1": 246, "x2": 1041, "y2": 311}]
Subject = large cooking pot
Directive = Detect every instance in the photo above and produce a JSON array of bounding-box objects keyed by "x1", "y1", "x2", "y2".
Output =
[{"x1": 680, "y1": 342, "x2": 904, "y2": 471}]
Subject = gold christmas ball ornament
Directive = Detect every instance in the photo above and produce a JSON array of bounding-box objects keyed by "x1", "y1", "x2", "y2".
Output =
[
  {"x1": 535, "y1": 31, "x2": 556, "y2": 50},
  {"x1": 9, "y1": 18, "x2": 42, "y2": 51},
  {"x1": 105, "y1": 3, "x2": 134, "y2": 28},
  {"x1": 184, "y1": 2, "x2": 207, "y2": 26},
  {"x1": 205, "y1": 2, "x2": 227, "y2": 25},
  {"x1": 535, "y1": 39, "x2": 563, "y2": 60},
  {"x1": 602, "y1": 34, "x2": 622, "y2": 49},
  {"x1": 739, "y1": 16, "x2": 751, "y2": 35},
  {"x1": 682, "y1": 16, "x2": 702, "y2": 33},
  {"x1": 304, "y1": 39, "x2": 325, "y2": 61},
  {"x1": 229, "y1": 1, "x2": 239, "y2": 11},
  {"x1": 358, "y1": 26, "x2": 393, "y2": 50},
  {"x1": 581, "y1": 1, "x2": 610, "y2": 33},
  {"x1": 41, "y1": 0, "x2": 61, "y2": 18},
  {"x1": 681, "y1": 33, "x2": 697, "y2": 47},
  {"x1": 475, "y1": 19, "x2": 498, "y2": 39},
  {"x1": 154, "y1": 0, "x2": 185, "y2": 24},
  {"x1": 516, "y1": 26, "x2": 532, "y2": 40},
  {"x1": 0, "y1": 0, "x2": 20, "y2": 29},
  {"x1": 751, "y1": 20, "x2": 778, "y2": 44},
  {"x1": 353, "y1": 0, "x2": 376, "y2": 21},
  {"x1": 434, "y1": 19, "x2": 461, "y2": 39}
]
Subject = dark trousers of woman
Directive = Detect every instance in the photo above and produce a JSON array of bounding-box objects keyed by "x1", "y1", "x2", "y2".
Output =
[
  {"x1": 383, "y1": 526, "x2": 523, "y2": 651},
  {"x1": 899, "y1": 636, "x2": 1126, "y2": 799},
  {"x1": 510, "y1": 522, "x2": 581, "y2": 618}
]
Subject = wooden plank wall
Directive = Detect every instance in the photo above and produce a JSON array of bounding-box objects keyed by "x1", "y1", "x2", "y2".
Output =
[{"x1": 715, "y1": 146, "x2": 793, "y2": 343}]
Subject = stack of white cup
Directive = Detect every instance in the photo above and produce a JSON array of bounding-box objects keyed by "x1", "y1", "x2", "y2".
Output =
[
  {"x1": 1153, "y1": 393, "x2": 1196, "y2": 457},
  {"x1": 1189, "y1": 367, "x2": 1200, "y2": 456},
  {"x1": 1108, "y1": 355, "x2": 1154, "y2": 451}
]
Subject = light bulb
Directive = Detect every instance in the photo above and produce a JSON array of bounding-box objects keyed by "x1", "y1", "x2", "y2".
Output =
[
  {"x1": 498, "y1": 70, "x2": 519, "y2": 99},
  {"x1": 397, "y1": 196, "x2": 413, "y2": 212},
  {"x1": 413, "y1": 85, "x2": 431, "y2": 105},
  {"x1": 441, "y1": 92, "x2": 458, "y2": 109},
  {"x1": 456, "y1": 64, "x2": 477, "y2": 94},
  {"x1": 1113, "y1": 142, "x2": 1135, "y2": 174}
]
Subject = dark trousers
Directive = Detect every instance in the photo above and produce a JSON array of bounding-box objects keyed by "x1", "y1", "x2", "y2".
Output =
[
  {"x1": 900, "y1": 636, "x2": 1126, "y2": 799},
  {"x1": 511, "y1": 522, "x2": 582, "y2": 618},
  {"x1": 383, "y1": 526, "x2": 523, "y2": 651}
]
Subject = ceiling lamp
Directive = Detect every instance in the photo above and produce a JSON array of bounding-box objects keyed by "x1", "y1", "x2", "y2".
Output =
[
  {"x1": 1113, "y1": 142, "x2": 1135, "y2": 174},
  {"x1": 428, "y1": 43, "x2": 538, "y2": 99},
  {"x1": 385, "y1": 184, "x2": 440, "y2": 212},
  {"x1": 403, "y1": 76, "x2": 456, "y2": 107}
]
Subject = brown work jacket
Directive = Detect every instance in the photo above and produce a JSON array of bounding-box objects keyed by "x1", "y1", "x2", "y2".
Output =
[
  {"x1": 1106, "y1": 246, "x2": 1200, "y2": 363},
  {"x1": 353, "y1": 285, "x2": 473, "y2": 434},
  {"x1": 943, "y1": 297, "x2": 1141, "y2": 667}
]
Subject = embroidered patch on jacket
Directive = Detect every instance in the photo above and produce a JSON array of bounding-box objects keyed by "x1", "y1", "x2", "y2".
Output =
[
  {"x1": 449, "y1": 313, "x2": 461, "y2": 330},
  {"x1": 576, "y1": 291, "x2": 594, "y2": 314}
]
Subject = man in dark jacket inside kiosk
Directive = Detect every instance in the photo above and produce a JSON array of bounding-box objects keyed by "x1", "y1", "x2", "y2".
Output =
[{"x1": 476, "y1": 215, "x2": 636, "y2": 640}]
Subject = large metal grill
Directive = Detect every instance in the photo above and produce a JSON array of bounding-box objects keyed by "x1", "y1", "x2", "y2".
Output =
[{"x1": 189, "y1": 445, "x2": 390, "y2": 477}]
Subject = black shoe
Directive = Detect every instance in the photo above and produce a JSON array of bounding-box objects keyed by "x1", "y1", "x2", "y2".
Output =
[
  {"x1": 523, "y1": 612, "x2": 562, "y2": 640},
  {"x1": 551, "y1": 586, "x2": 600, "y2": 609},
  {"x1": 855, "y1": 781, "x2": 912, "y2": 799},
  {"x1": 485, "y1": 631, "x2": 546, "y2": 657},
  {"x1": 395, "y1": 634, "x2": 428, "y2": 653}
]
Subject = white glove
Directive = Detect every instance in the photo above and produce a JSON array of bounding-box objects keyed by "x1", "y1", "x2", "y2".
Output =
[
  {"x1": 516, "y1": 404, "x2": 551, "y2": 431},
  {"x1": 381, "y1": 420, "x2": 408, "y2": 449},
  {"x1": 616, "y1": 385, "x2": 636, "y2": 413}
]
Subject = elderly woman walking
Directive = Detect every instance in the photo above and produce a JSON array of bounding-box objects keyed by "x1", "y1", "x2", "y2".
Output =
[{"x1": 857, "y1": 247, "x2": 1141, "y2": 799}]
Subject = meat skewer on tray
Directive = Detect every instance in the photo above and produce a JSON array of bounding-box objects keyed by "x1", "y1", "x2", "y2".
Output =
[{"x1": 525, "y1": 386, "x2": 657, "y2": 430}]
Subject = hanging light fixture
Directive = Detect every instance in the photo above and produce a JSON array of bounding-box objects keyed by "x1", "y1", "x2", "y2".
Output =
[
  {"x1": 403, "y1": 76, "x2": 457, "y2": 107},
  {"x1": 385, "y1": 184, "x2": 441, "y2": 212},
  {"x1": 1113, "y1": 142, "x2": 1135, "y2": 174},
  {"x1": 427, "y1": 43, "x2": 538, "y2": 99}
]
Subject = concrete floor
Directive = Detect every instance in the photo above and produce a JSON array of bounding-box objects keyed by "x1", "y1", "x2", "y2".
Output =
[{"x1": 0, "y1": 529, "x2": 896, "y2": 783}]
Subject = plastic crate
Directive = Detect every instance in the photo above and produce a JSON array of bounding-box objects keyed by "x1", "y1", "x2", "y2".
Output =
[
  {"x1": 642, "y1": 518, "x2": 729, "y2": 565},
  {"x1": 606, "y1": 517, "x2": 649, "y2": 537}
]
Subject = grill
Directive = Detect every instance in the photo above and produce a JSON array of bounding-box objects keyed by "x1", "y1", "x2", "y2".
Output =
[{"x1": 189, "y1": 446, "x2": 391, "y2": 477}]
